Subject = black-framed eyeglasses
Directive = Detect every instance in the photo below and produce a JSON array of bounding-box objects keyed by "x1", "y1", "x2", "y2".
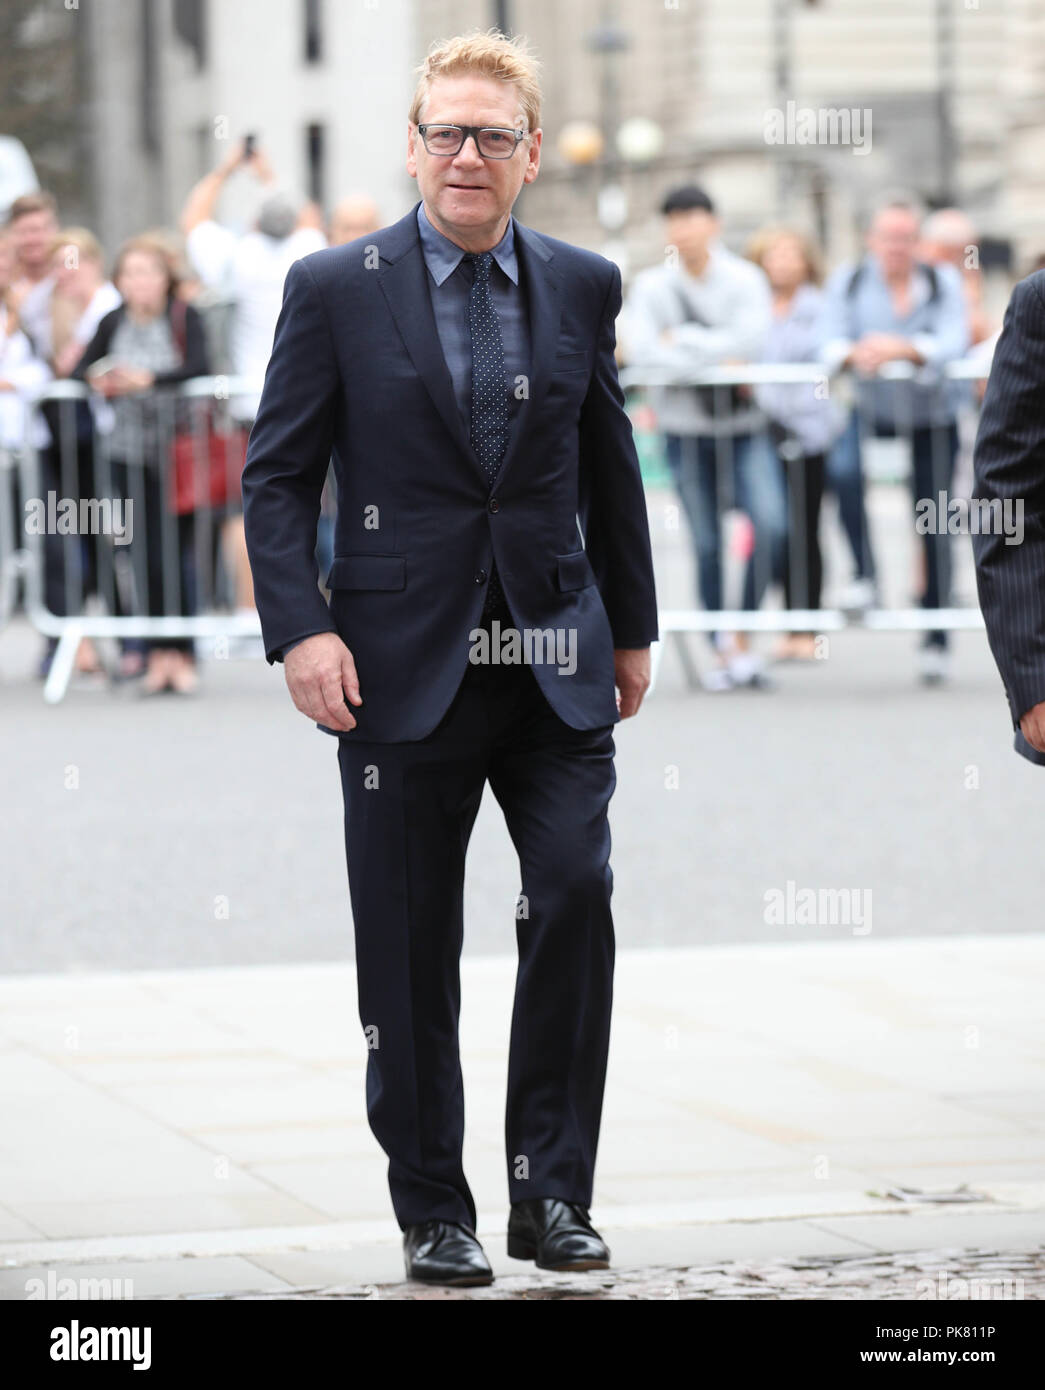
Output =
[{"x1": 417, "y1": 124, "x2": 528, "y2": 159}]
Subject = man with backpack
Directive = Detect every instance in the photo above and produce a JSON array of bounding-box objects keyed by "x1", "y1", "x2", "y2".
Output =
[
  {"x1": 818, "y1": 199, "x2": 969, "y2": 682},
  {"x1": 625, "y1": 184, "x2": 784, "y2": 690}
]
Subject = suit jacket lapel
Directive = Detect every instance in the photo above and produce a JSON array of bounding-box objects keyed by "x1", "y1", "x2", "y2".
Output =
[
  {"x1": 492, "y1": 220, "x2": 562, "y2": 491},
  {"x1": 376, "y1": 205, "x2": 480, "y2": 472}
]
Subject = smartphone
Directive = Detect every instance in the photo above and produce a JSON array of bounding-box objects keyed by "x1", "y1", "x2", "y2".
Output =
[
  {"x1": 85, "y1": 356, "x2": 125, "y2": 379},
  {"x1": 243, "y1": 133, "x2": 256, "y2": 161}
]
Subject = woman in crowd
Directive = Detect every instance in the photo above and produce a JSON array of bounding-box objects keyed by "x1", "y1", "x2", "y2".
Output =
[
  {"x1": 73, "y1": 236, "x2": 210, "y2": 694},
  {"x1": 747, "y1": 226, "x2": 846, "y2": 660},
  {"x1": 0, "y1": 228, "x2": 51, "y2": 453},
  {"x1": 49, "y1": 228, "x2": 124, "y2": 379},
  {"x1": 36, "y1": 227, "x2": 125, "y2": 677},
  {"x1": 1, "y1": 227, "x2": 53, "y2": 650}
]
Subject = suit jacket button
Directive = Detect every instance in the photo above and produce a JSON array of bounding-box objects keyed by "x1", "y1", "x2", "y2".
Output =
[
  {"x1": 488, "y1": 498, "x2": 500, "y2": 513},
  {"x1": 474, "y1": 569, "x2": 487, "y2": 584}
]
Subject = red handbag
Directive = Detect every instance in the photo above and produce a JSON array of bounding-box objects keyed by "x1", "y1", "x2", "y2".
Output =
[
  {"x1": 169, "y1": 423, "x2": 247, "y2": 515},
  {"x1": 166, "y1": 296, "x2": 247, "y2": 515}
]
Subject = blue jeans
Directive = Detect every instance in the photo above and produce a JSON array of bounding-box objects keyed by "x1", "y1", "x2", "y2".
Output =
[
  {"x1": 902, "y1": 421, "x2": 959, "y2": 650},
  {"x1": 664, "y1": 431, "x2": 788, "y2": 646},
  {"x1": 826, "y1": 410, "x2": 876, "y2": 582},
  {"x1": 829, "y1": 413, "x2": 958, "y2": 647}
]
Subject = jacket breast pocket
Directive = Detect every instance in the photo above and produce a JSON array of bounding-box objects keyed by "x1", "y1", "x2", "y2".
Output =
[
  {"x1": 556, "y1": 549, "x2": 597, "y2": 591},
  {"x1": 326, "y1": 554, "x2": 406, "y2": 590}
]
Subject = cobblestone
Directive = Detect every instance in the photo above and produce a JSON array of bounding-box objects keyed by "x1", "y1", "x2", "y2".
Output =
[{"x1": 201, "y1": 1245, "x2": 1045, "y2": 1301}]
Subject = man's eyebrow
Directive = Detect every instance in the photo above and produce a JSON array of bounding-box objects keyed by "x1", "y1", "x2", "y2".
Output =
[{"x1": 421, "y1": 116, "x2": 527, "y2": 126}]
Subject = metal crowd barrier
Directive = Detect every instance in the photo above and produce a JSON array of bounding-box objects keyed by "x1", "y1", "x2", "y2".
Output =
[
  {"x1": 17, "y1": 376, "x2": 264, "y2": 703},
  {"x1": 4, "y1": 357, "x2": 995, "y2": 702},
  {"x1": 1, "y1": 442, "x2": 27, "y2": 635},
  {"x1": 620, "y1": 357, "x2": 993, "y2": 692}
]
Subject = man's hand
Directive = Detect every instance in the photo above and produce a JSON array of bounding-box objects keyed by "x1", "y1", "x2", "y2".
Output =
[
  {"x1": 244, "y1": 145, "x2": 276, "y2": 184},
  {"x1": 89, "y1": 366, "x2": 142, "y2": 397},
  {"x1": 7, "y1": 280, "x2": 32, "y2": 314},
  {"x1": 53, "y1": 339, "x2": 86, "y2": 378},
  {"x1": 614, "y1": 647, "x2": 651, "y2": 719},
  {"x1": 297, "y1": 199, "x2": 325, "y2": 231},
  {"x1": 284, "y1": 632, "x2": 362, "y2": 731},
  {"x1": 116, "y1": 366, "x2": 155, "y2": 393},
  {"x1": 850, "y1": 333, "x2": 922, "y2": 374},
  {"x1": 1020, "y1": 700, "x2": 1045, "y2": 754}
]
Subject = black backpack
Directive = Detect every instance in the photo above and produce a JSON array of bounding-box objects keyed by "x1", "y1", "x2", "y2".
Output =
[{"x1": 844, "y1": 260, "x2": 940, "y2": 337}]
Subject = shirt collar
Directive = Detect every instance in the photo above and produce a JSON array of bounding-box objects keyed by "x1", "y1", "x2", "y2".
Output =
[
  {"x1": 866, "y1": 255, "x2": 932, "y2": 310},
  {"x1": 416, "y1": 201, "x2": 519, "y2": 286},
  {"x1": 679, "y1": 241, "x2": 722, "y2": 285}
]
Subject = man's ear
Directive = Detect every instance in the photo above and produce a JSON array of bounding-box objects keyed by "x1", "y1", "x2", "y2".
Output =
[
  {"x1": 406, "y1": 123, "x2": 418, "y2": 179},
  {"x1": 523, "y1": 128, "x2": 542, "y2": 185}
]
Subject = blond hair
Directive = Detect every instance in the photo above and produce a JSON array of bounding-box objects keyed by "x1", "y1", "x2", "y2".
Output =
[
  {"x1": 1, "y1": 227, "x2": 21, "y2": 334},
  {"x1": 746, "y1": 225, "x2": 824, "y2": 287},
  {"x1": 50, "y1": 226, "x2": 105, "y2": 271},
  {"x1": 409, "y1": 29, "x2": 541, "y2": 134},
  {"x1": 1, "y1": 294, "x2": 22, "y2": 336}
]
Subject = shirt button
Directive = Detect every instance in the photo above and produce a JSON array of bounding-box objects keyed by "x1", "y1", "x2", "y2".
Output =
[{"x1": 474, "y1": 569, "x2": 487, "y2": 585}]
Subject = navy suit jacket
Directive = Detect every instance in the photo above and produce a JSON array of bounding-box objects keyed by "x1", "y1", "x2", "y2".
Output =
[
  {"x1": 241, "y1": 200, "x2": 659, "y2": 743},
  {"x1": 972, "y1": 270, "x2": 1045, "y2": 766}
]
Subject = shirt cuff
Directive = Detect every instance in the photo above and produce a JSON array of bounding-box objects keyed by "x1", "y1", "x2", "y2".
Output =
[
  {"x1": 820, "y1": 339, "x2": 852, "y2": 375},
  {"x1": 909, "y1": 333, "x2": 943, "y2": 368},
  {"x1": 273, "y1": 630, "x2": 331, "y2": 662}
]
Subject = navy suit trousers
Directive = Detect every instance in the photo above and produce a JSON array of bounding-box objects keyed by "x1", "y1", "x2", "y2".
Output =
[{"x1": 336, "y1": 657, "x2": 617, "y2": 1231}]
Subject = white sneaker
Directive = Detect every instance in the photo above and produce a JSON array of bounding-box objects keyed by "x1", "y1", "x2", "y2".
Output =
[
  {"x1": 919, "y1": 647, "x2": 950, "y2": 686},
  {"x1": 701, "y1": 665, "x2": 734, "y2": 693},
  {"x1": 837, "y1": 577, "x2": 878, "y2": 611},
  {"x1": 726, "y1": 650, "x2": 769, "y2": 688}
]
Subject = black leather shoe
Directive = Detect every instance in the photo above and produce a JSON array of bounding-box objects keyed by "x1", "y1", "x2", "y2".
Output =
[
  {"x1": 403, "y1": 1220, "x2": 494, "y2": 1286},
  {"x1": 507, "y1": 1198, "x2": 610, "y2": 1271}
]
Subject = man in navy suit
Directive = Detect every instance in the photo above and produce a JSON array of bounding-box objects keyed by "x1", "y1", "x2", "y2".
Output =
[
  {"x1": 242, "y1": 32, "x2": 658, "y2": 1286},
  {"x1": 973, "y1": 271, "x2": 1045, "y2": 766}
]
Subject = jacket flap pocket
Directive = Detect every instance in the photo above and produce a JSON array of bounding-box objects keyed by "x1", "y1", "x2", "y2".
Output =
[
  {"x1": 556, "y1": 549, "x2": 596, "y2": 592},
  {"x1": 326, "y1": 554, "x2": 406, "y2": 591},
  {"x1": 554, "y1": 350, "x2": 588, "y2": 372}
]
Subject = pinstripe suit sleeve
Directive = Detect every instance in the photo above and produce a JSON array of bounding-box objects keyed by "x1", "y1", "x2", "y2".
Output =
[{"x1": 971, "y1": 271, "x2": 1045, "y2": 752}]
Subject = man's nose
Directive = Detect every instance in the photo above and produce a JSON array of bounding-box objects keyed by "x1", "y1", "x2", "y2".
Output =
[{"x1": 452, "y1": 136, "x2": 485, "y2": 167}]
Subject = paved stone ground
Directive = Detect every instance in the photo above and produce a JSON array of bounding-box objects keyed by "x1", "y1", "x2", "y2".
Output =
[
  {"x1": 2, "y1": 940, "x2": 1043, "y2": 1300},
  {"x1": 204, "y1": 1245, "x2": 1044, "y2": 1301}
]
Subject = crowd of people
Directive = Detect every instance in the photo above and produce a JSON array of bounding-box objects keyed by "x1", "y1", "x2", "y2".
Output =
[
  {"x1": 0, "y1": 154, "x2": 1009, "y2": 695},
  {"x1": 622, "y1": 186, "x2": 999, "y2": 689},
  {"x1": 0, "y1": 141, "x2": 380, "y2": 692}
]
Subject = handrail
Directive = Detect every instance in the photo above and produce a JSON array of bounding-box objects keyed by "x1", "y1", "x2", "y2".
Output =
[
  {"x1": 24, "y1": 375, "x2": 267, "y2": 404},
  {"x1": 619, "y1": 357, "x2": 992, "y2": 388},
  {"x1": 24, "y1": 360, "x2": 993, "y2": 403}
]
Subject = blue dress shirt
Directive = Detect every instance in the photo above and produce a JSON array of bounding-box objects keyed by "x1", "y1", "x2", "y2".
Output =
[{"x1": 415, "y1": 201, "x2": 531, "y2": 437}]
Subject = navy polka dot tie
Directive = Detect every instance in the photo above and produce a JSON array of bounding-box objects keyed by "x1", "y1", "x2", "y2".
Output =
[{"x1": 466, "y1": 251, "x2": 510, "y2": 619}]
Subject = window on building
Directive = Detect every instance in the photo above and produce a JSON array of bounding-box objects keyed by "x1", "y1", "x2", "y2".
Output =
[
  {"x1": 304, "y1": 0, "x2": 323, "y2": 64},
  {"x1": 140, "y1": 0, "x2": 159, "y2": 154},
  {"x1": 173, "y1": 0, "x2": 207, "y2": 71},
  {"x1": 306, "y1": 122, "x2": 325, "y2": 207}
]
